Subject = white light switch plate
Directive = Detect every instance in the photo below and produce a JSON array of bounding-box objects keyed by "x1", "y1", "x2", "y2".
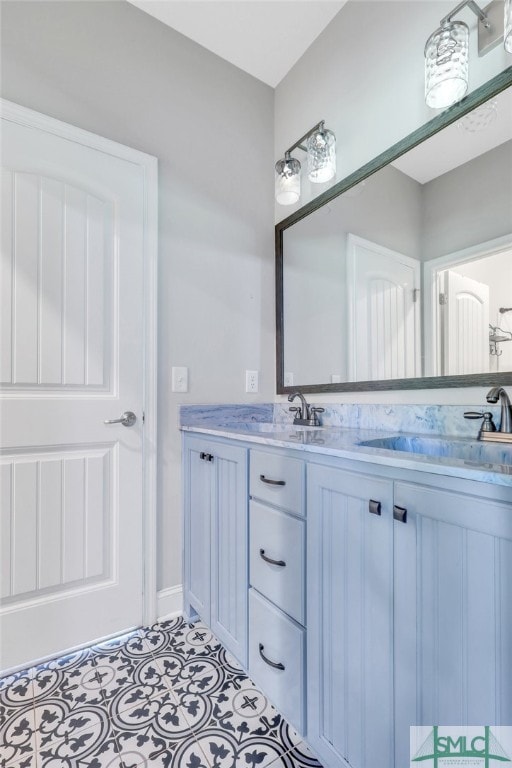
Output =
[
  {"x1": 172, "y1": 366, "x2": 188, "y2": 392},
  {"x1": 284, "y1": 372, "x2": 294, "y2": 386}
]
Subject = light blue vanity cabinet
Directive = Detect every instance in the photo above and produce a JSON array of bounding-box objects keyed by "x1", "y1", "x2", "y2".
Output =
[
  {"x1": 394, "y1": 478, "x2": 512, "y2": 768},
  {"x1": 182, "y1": 423, "x2": 512, "y2": 768},
  {"x1": 307, "y1": 462, "x2": 395, "y2": 768},
  {"x1": 182, "y1": 433, "x2": 248, "y2": 665},
  {"x1": 307, "y1": 460, "x2": 512, "y2": 768}
]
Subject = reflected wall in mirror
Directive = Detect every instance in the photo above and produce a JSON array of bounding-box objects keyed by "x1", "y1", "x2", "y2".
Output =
[{"x1": 277, "y1": 68, "x2": 512, "y2": 392}]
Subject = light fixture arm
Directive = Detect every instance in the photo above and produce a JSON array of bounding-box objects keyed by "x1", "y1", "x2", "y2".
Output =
[
  {"x1": 283, "y1": 120, "x2": 325, "y2": 157},
  {"x1": 440, "y1": 0, "x2": 490, "y2": 29}
]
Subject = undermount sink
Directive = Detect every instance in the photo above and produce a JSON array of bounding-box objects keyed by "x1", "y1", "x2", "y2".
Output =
[
  {"x1": 234, "y1": 422, "x2": 318, "y2": 432},
  {"x1": 227, "y1": 422, "x2": 326, "y2": 445},
  {"x1": 359, "y1": 434, "x2": 512, "y2": 465},
  {"x1": 232, "y1": 422, "x2": 291, "y2": 432}
]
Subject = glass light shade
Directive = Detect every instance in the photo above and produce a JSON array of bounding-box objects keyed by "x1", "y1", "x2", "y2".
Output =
[
  {"x1": 275, "y1": 156, "x2": 301, "y2": 205},
  {"x1": 307, "y1": 127, "x2": 336, "y2": 183},
  {"x1": 505, "y1": 0, "x2": 512, "y2": 53},
  {"x1": 425, "y1": 21, "x2": 469, "y2": 109}
]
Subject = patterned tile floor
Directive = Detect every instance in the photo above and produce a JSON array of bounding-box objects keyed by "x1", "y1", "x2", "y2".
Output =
[{"x1": 0, "y1": 616, "x2": 323, "y2": 768}]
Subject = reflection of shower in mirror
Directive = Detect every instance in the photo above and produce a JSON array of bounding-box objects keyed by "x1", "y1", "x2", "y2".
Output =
[
  {"x1": 490, "y1": 307, "x2": 512, "y2": 364},
  {"x1": 489, "y1": 323, "x2": 512, "y2": 357}
]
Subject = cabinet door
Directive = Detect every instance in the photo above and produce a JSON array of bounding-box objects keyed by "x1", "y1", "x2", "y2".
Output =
[
  {"x1": 394, "y1": 481, "x2": 512, "y2": 768},
  {"x1": 210, "y1": 441, "x2": 248, "y2": 666},
  {"x1": 307, "y1": 464, "x2": 394, "y2": 768},
  {"x1": 183, "y1": 436, "x2": 213, "y2": 623}
]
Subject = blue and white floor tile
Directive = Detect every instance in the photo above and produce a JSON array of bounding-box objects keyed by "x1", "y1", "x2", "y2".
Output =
[{"x1": 0, "y1": 617, "x2": 323, "y2": 768}]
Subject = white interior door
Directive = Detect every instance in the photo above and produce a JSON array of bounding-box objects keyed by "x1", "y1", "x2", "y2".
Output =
[
  {"x1": 441, "y1": 270, "x2": 489, "y2": 375},
  {"x1": 347, "y1": 234, "x2": 420, "y2": 381},
  {"x1": 0, "y1": 105, "x2": 154, "y2": 671}
]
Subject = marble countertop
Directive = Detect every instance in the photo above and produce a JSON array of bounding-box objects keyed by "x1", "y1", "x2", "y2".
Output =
[{"x1": 181, "y1": 422, "x2": 512, "y2": 487}]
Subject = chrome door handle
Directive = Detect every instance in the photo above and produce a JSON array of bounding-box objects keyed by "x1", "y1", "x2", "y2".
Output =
[{"x1": 104, "y1": 411, "x2": 137, "y2": 427}]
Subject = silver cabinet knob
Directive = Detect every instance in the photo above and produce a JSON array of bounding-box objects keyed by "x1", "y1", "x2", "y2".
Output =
[{"x1": 104, "y1": 411, "x2": 137, "y2": 427}]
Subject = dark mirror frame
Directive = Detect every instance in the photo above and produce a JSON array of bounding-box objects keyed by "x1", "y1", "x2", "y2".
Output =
[{"x1": 276, "y1": 66, "x2": 512, "y2": 394}]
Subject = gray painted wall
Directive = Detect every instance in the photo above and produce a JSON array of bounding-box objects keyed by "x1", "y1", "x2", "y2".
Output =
[
  {"x1": 422, "y1": 140, "x2": 512, "y2": 261},
  {"x1": 0, "y1": 0, "x2": 274, "y2": 595}
]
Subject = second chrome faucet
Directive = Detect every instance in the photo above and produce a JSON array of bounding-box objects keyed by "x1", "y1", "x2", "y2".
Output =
[{"x1": 464, "y1": 386, "x2": 512, "y2": 442}]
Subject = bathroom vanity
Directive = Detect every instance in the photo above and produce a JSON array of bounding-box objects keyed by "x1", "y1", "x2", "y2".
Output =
[
  {"x1": 182, "y1": 413, "x2": 512, "y2": 768},
  {"x1": 181, "y1": 68, "x2": 512, "y2": 768}
]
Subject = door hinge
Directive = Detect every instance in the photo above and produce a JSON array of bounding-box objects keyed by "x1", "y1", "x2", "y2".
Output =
[
  {"x1": 413, "y1": 288, "x2": 420, "y2": 303},
  {"x1": 439, "y1": 292, "x2": 447, "y2": 305},
  {"x1": 142, "y1": 411, "x2": 145, "y2": 424}
]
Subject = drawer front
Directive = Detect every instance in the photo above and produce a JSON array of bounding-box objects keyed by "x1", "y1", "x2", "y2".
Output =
[
  {"x1": 249, "y1": 588, "x2": 305, "y2": 734},
  {"x1": 250, "y1": 501, "x2": 305, "y2": 624},
  {"x1": 250, "y1": 450, "x2": 304, "y2": 515}
]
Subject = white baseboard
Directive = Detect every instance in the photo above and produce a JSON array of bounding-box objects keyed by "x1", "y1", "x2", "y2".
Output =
[{"x1": 157, "y1": 585, "x2": 183, "y2": 621}]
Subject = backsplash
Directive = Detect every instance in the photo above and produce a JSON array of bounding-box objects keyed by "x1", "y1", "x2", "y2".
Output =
[
  {"x1": 273, "y1": 403, "x2": 502, "y2": 437},
  {"x1": 180, "y1": 404, "x2": 274, "y2": 426},
  {"x1": 180, "y1": 403, "x2": 502, "y2": 437}
]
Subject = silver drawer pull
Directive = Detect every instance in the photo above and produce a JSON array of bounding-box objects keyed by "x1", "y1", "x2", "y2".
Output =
[
  {"x1": 369, "y1": 499, "x2": 381, "y2": 516},
  {"x1": 258, "y1": 643, "x2": 285, "y2": 671},
  {"x1": 393, "y1": 504, "x2": 407, "y2": 524},
  {"x1": 259, "y1": 474, "x2": 286, "y2": 486},
  {"x1": 259, "y1": 548, "x2": 286, "y2": 568}
]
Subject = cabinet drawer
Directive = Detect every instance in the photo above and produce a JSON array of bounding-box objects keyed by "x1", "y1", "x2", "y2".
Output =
[
  {"x1": 250, "y1": 450, "x2": 304, "y2": 515},
  {"x1": 250, "y1": 501, "x2": 305, "y2": 624},
  {"x1": 248, "y1": 588, "x2": 305, "y2": 734}
]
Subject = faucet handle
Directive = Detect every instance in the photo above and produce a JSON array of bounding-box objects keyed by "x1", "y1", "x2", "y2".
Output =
[
  {"x1": 464, "y1": 411, "x2": 497, "y2": 433},
  {"x1": 310, "y1": 406, "x2": 325, "y2": 426},
  {"x1": 289, "y1": 406, "x2": 301, "y2": 422}
]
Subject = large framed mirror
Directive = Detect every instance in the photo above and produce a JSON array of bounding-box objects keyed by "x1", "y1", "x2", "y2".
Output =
[{"x1": 276, "y1": 67, "x2": 512, "y2": 393}]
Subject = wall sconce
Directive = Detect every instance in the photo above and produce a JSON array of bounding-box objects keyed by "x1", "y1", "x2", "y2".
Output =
[
  {"x1": 275, "y1": 120, "x2": 336, "y2": 205},
  {"x1": 425, "y1": 0, "x2": 509, "y2": 109}
]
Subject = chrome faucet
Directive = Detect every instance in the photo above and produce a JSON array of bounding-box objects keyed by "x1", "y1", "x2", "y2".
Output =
[
  {"x1": 288, "y1": 392, "x2": 324, "y2": 427},
  {"x1": 486, "y1": 386, "x2": 512, "y2": 433}
]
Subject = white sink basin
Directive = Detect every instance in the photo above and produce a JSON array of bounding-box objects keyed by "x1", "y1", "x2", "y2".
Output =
[{"x1": 359, "y1": 435, "x2": 512, "y2": 465}]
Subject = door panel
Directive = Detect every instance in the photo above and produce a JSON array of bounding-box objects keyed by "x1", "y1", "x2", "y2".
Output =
[
  {"x1": 394, "y1": 481, "x2": 512, "y2": 767},
  {"x1": 0, "y1": 107, "x2": 153, "y2": 671},
  {"x1": 1, "y1": 448, "x2": 111, "y2": 603},
  {"x1": 211, "y1": 441, "x2": 248, "y2": 665},
  {"x1": 307, "y1": 463, "x2": 394, "y2": 768},
  {"x1": 1, "y1": 169, "x2": 112, "y2": 390},
  {"x1": 442, "y1": 270, "x2": 489, "y2": 374},
  {"x1": 347, "y1": 234, "x2": 420, "y2": 381}
]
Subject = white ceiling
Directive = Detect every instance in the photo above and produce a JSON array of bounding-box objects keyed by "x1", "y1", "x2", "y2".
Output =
[{"x1": 127, "y1": 0, "x2": 347, "y2": 87}]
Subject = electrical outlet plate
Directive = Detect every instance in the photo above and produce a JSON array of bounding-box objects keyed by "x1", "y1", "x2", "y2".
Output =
[
  {"x1": 284, "y1": 372, "x2": 294, "y2": 387},
  {"x1": 172, "y1": 366, "x2": 188, "y2": 392},
  {"x1": 245, "y1": 370, "x2": 259, "y2": 393}
]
